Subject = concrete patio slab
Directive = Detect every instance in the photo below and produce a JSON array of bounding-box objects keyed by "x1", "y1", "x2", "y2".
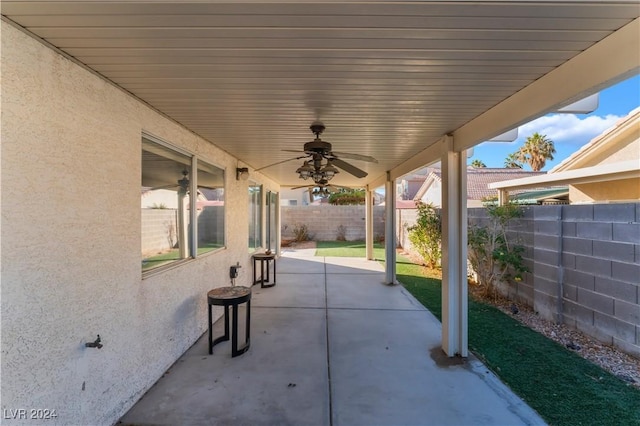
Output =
[
  {"x1": 276, "y1": 255, "x2": 326, "y2": 274},
  {"x1": 329, "y1": 308, "x2": 539, "y2": 426},
  {"x1": 324, "y1": 256, "x2": 385, "y2": 274},
  {"x1": 252, "y1": 273, "x2": 326, "y2": 309},
  {"x1": 119, "y1": 250, "x2": 545, "y2": 426},
  {"x1": 120, "y1": 307, "x2": 330, "y2": 426},
  {"x1": 327, "y1": 274, "x2": 423, "y2": 311}
]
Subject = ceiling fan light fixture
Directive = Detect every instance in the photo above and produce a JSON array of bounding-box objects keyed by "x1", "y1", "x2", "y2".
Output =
[
  {"x1": 321, "y1": 161, "x2": 339, "y2": 179},
  {"x1": 178, "y1": 169, "x2": 190, "y2": 195},
  {"x1": 296, "y1": 161, "x2": 313, "y2": 180}
]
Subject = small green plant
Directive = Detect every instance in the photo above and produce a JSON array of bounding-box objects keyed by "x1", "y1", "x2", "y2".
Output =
[
  {"x1": 467, "y1": 203, "x2": 529, "y2": 298},
  {"x1": 328, "y1": 189, "x2": 365, "y2": 205},
  {"x1": 151, "y1": 203, "x2": 168, "y2": 209},
  {"x1": 407, "y1": 201, "x2": 441, "y2": 268},
  {"x1": 292, "y1": 223, "x2": 311, "y2": 242},
  {"x1": 336, "y1": 225, "x2": 347, "y2": 241}
]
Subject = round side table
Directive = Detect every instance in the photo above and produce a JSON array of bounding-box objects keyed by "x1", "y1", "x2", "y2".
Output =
[
  {"x1": 207, "y1": 286, "x2": 251, "y2": 357},
  {"x1": 252, "y1": 253, "x2": 276, "y2": 288}
]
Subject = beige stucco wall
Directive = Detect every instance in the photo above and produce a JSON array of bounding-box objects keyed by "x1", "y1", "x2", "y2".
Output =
[
  {"x1": 1, "y1": 22, "x2": 278, "y2": 425},
  {"x1": 571, "y1": 178, "x2": 640, "y2": 204},
  {"x1": 566, "y1": 120, "x2": 639, "y2": 169}
]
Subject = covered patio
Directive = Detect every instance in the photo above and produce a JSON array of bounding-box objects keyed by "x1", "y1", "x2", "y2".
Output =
[
  {"x1": 119, "y1": 248, "x2": 543, "y2": 425},
  {"x1": 2, "y1": 2, "x2": 639, "y2": 425}
]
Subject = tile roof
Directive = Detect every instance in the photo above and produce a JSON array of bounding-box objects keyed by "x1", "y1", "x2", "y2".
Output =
[
  {"x1": 468, "y1": 168, "x2": 547, "y2": 200},
  {"x1": 430, "y1": 168, "x2": 547, "y2": 200}
]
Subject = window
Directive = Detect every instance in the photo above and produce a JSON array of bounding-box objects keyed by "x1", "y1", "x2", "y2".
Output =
[
  {"x1": 197, "y1": 160, "x2": 225, "y2": 255},
  {"x1": 248, "y1": 182, "x2": 262, "y2": 252},
  {"x1": 266, "y1": 191, "x2": 278, "y2": 252},
  {"x1": 141, "y1": 136, "x2": 225, "y2": 272}
]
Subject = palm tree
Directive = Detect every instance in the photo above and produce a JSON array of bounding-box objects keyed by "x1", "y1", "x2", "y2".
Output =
[
  {"x1": 504, "y1": 152, "x2": 523, "y2": 168},
  {"x1": 516, "y1": 133, "x2": 556, "y2": 171},
  {"x1": 470, "y1": 159, "x2": 487, "y2": 168}
]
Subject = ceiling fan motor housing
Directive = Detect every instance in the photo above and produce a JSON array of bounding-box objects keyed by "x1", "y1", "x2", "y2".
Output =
[
  {"x1": 304, "y1": 139, "x2": 332, "y2": 154},
  {"x1": 309, "y1": 122, "x2": 326, "y2": 136}
]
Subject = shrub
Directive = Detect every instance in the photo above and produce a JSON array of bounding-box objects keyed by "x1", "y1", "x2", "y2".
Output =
[
  {"x1": 292, "y1": 223, "x2": 311, "y2": 242},
  {"x1": 467, "y1": 203, "x2": 528, "y2": 298},
  {"x1": 328, "y1": 189, "x2": 365, "y2": 205},
  {"x1": 336, "y1": 225, "x2": 347, "y2": 241},
  {"x1": 407, "y1": 201, "x2": 441, "y2": 268}
]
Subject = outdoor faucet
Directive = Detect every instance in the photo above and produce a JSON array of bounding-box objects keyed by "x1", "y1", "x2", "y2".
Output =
[{"x1": 85, "y1": 335, "x2": 103, "y2": 349}]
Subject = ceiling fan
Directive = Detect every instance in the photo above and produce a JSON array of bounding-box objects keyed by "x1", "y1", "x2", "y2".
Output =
[
  {"x1": 255, "y1": 122, "x2": 378, "y2": 181},
  {"x1": 291, "y1": 178, "x2": 352, "y2": 203}
]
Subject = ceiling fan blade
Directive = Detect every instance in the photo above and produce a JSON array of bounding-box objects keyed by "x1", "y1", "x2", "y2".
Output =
[
  {"x1": 332, "y1": 158, "x2": 368, "y2": 178},
  {"x1": 146, "y1": 184, "x2": 179, "y2": 191},
  {"x1": 327, "y1": 184, "x2": 352, "y2": 191},
  {"x1": 291, "y1": 184, "x2": 314, "y2": 190},
  {"x1": 255, "y1": 155, "x2": 307, "y2": 172},
  {"x1": 332, "y1": 151, "x2": 378, "y2": 163}
]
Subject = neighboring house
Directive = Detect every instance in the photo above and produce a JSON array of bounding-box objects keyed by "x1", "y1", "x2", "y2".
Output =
[
  {"x1": 414, "y1": 167, "x2": 546, "y2": 208},
  {"x1": 397, "y1": 166, "x2": 433, "y2": 200},
  {"x1": 491, "y1": 107, "x2": 640, "y2": 204},
  {"x1": 550, "y1": 107, "x2": 640, "y2": 204},
  {"x1": 280, "y1": 187, "x2": 310, "y2": 206}
]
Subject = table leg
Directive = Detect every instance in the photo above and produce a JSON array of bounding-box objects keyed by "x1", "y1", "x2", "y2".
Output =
[
  {"x1": 231, "y1": 304, "x2": 238, "y2": 356},
  {"x1": 246, "y1": 300, "x2": 251, "y2": 345},
  {"x1": 211, "y1": 305, "x2": 231, "y2": 352},
  {"x1": 208, "y1": 303, "x2": 213, "y2": 354},
  {"x1": 253, "y1": 257, "x2": 257, "y2": 285},
  {"x1": 231, "y1": 301, "x2": 251, "y2": 357}
]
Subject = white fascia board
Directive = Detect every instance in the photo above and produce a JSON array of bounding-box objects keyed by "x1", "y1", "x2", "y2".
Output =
[
  {"x1": 489, "y1": 160, "x2": 640, "y2": 190},
  {"x1": 453, "y1": 18, "x2": 640, "y2": 152}
]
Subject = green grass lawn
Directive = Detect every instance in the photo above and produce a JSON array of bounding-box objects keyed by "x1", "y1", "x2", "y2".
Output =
[
  {"x1": 315, "y1": 240, "x2": 386, "y2": 259},
  {"x1": 316, "y1": 241, "x2": 640, "y2": 426}
]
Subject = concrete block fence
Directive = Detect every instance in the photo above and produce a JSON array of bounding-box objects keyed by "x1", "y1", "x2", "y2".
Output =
[
  {"x1": 281, "y1": 205, "x2": 386, "y2": 242},
  {"x1": 142, "y1": 207, "x2": 225, "y2": 256},
  {"x1": 141, "y1": 209, "x2": 177, "y2": 255},
  {"x1": 466, "y1": 203, "x2": 640, "y2": 358}
]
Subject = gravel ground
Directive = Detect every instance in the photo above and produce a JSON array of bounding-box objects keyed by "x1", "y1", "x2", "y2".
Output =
[{"x1": 476, "y1": 290, "x2": 640, "y2": 389}]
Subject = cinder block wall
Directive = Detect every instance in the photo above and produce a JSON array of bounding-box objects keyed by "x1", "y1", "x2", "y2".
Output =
[
  {"x1": 281, "y1": 205, "x2": 385, "y2": 241},
  {"x1": 198, "y1": 206, "x2": 225, "y2": 244},
  {"x1": 141, "y1": 209, "x2": 177, "y2": 255},
  {"x1": 397, "y1": 208, "x2": 420, "y2": 253},
  {"x1": 467, "y1": 203, "x2": 640, "y2": 358},
  {"x1": 142, "y1": 207, "x2": 225, "y2": 255}
]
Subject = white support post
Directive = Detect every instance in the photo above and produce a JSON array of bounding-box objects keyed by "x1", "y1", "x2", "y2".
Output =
[
  {"x1": 365, "y1": 186, "x2": 374, "y2": 260},
  {"x1": 384, "y1": 172, "x2": 397, "y2": 285},
  {"x1": 441, "y1": 136, "x2": 468, "y2": 357},
  {"x1": 189, "y1": 156, "x2": 198, "y2": 257}
]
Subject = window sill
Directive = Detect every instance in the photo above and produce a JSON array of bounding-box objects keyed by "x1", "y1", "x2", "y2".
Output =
[{"x1": 141, "y1": 246, "x2": 227, "y2": 280}]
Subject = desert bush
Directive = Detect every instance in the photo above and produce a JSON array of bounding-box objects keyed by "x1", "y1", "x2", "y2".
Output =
[
  {"x1": 292, "y1": 223, "x2": 312, "y2": 242},
  {"x1": 467, "y1": 203, "x2": 528, "y2": 299},
  {"x1": 407, "y1": 201, "x2": 441, "y2": 268}
]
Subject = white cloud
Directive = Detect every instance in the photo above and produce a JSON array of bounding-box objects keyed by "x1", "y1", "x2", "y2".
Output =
[{"x1": 517, "y1": 113, "x2": 622, "y2": 145}]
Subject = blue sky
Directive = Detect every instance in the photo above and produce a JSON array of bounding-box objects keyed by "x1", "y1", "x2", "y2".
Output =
[{"x1": 470, "y1": 74, "x2": 640, "y2": 170}]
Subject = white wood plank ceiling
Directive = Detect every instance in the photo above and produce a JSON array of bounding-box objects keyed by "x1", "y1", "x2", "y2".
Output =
[{"x1": 3, "y1": 1, "x2": 639, "y2": 187}]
